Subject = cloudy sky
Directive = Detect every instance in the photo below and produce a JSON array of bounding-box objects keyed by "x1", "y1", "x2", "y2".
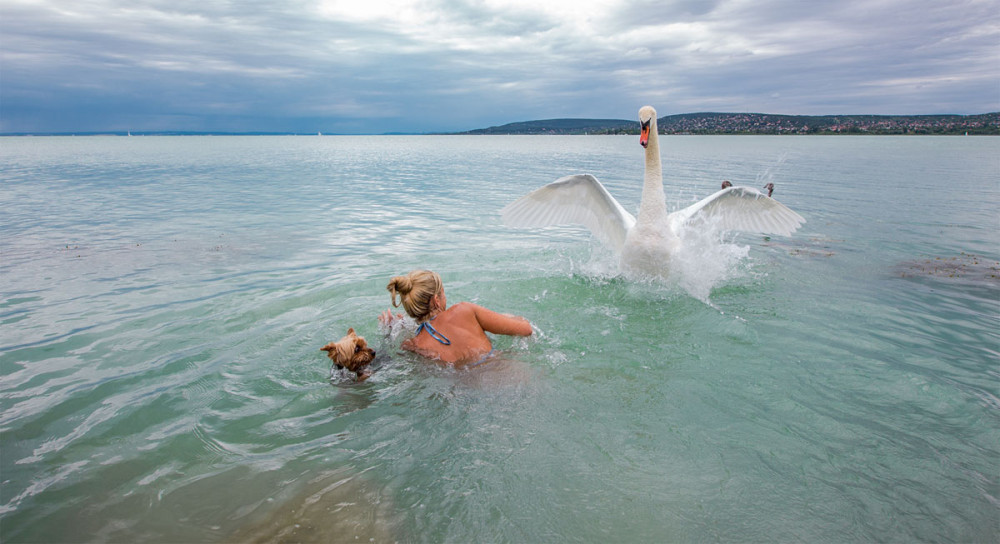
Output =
[{"x1": 2, "y1": 0, "x2": 997, "y2": 134}]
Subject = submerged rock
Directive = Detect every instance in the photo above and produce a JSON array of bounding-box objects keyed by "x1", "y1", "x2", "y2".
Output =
[{"x1": 896, "y1": 253, "x2": 1000, "y2": 284}]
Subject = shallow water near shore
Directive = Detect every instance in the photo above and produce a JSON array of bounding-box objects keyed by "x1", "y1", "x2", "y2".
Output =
[{"x1": 1, "y1": 135, "x2": 998, "y2": 542}]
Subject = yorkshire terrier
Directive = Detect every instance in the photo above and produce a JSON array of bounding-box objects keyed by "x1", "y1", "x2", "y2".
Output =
[{"x1": 320, "y1": 328, "x2": 376, "y2": 381}]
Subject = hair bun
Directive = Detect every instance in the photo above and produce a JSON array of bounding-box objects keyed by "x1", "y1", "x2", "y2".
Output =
[
  {"x1": 392, "y1": 276, "x2": 412, "y2": 294},
  {"x1": 387, "y1": 275, "x2": 411, "y2": 308}
]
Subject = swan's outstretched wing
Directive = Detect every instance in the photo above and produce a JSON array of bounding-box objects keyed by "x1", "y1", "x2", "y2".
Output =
[
  {"x1": 501, "y1": 174, "x2": 637, "y2": 252},
  {"x1": 668, "y1": 186, "x2": 805, "y2": 236}
]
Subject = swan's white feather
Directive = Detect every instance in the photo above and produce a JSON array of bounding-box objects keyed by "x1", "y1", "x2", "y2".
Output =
[
  {"x1": 668, "y1": 186, "x2": 806, "y2": 237},
  {"x1": 501, "y1": 174, "x2": 636, "y2": 252}
]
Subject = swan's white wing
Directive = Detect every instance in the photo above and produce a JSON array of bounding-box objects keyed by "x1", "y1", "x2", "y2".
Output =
[
  {"x1": 501, "y1": 174, "x2": 637, "y2": 252},
  {"x1": 668, "y1": 186, "x2": 805, "y2": 236}
]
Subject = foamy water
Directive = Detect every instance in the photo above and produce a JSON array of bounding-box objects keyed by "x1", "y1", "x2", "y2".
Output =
[{"x1": 1, "y1": 135, "x2": 997, "y2": 542}]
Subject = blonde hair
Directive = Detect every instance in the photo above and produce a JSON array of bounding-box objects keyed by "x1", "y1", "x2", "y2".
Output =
[{"x1": 387, "y1": 270, "x2": 443, "y2": 323}]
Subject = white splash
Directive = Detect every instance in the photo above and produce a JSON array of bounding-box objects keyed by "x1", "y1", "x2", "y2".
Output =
[
  {"x1": 671, "y1": 221, "x2": 751, "y2": 302},
  {"x1": 573, "y1": 219, "x2": 752, "y2": 303}
]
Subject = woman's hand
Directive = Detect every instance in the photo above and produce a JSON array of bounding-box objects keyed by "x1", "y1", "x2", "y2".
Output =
[{"x1": 379, "y1": 309, "x2": 404, "y2": 326}]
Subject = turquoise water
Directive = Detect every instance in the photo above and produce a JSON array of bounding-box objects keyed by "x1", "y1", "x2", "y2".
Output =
[{"x1": 1, "y1": 135, "x2": 997, "y2": 542}]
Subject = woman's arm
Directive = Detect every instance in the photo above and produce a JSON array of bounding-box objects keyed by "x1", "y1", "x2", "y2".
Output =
[{"x1": 468, "y1": 303, "x2": 533, "y2": 337}]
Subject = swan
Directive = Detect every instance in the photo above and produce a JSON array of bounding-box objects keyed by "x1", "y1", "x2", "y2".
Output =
[{"x1": 501, "y1": 105, "x2": 805, "y2": 278}]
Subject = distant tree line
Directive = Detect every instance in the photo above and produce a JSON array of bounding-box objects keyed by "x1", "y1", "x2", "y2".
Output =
[{"x1": 459, "y1": 112, "x2": 999, "y2": 135}]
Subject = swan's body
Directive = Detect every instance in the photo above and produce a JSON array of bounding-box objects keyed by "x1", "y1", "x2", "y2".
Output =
[{"x1": 501, "y1": 106, "x2": 805, "y2": 278}]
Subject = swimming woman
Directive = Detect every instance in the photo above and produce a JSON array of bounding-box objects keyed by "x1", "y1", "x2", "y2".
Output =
[{"x1": 379, "y1": 270, "x2": 532, "y2": 364}]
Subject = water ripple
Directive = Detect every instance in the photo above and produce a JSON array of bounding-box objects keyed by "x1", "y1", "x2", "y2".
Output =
[{"x1": 1, "y1": 135, "x2": 997, "y2": 543}]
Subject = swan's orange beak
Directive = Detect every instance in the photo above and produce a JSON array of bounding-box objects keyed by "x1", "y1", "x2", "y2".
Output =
[{"x1": 640, "y1": 120, "x2": 650, "y2": 148}]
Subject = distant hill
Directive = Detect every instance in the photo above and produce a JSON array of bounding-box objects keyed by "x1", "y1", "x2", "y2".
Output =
[
  {"x1": 458, "y1": 112, "x2": 999, "y2": 135},
  {"x1": 460, "y1": 118, "x2": 635, "y2": 135}
]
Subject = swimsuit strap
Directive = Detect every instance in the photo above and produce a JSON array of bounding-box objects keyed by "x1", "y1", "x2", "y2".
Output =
[
  {"x1": 466, "y1": 348, "x2": 496, "y2": 368},
  {"x1": 415, "y1": 317, "x2": 451, "y2": 345}
]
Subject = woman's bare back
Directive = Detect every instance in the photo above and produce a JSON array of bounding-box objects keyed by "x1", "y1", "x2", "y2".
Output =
[{"x1": 402, "y1": 302, "x2": 530, "y2": 364}]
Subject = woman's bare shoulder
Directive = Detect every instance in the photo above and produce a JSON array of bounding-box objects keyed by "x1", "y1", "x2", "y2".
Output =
[
  {"x1": 446, "y1": 302, "x2": 486, "y2": 327},
  {"x1": 449, "y1": 301, "x2": 481, "y2": 315}
]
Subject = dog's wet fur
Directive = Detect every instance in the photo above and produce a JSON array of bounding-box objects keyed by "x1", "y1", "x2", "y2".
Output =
[{"x1": 321, "y1": 328, "x2": 376, "y2": 381}]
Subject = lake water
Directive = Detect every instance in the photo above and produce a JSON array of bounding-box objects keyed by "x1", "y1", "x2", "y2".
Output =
[{"x1": 1, "y1": 135, "x2": 997, "y2": 542}]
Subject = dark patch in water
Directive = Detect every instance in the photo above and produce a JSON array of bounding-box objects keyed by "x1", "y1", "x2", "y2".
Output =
[
  {"x1": 895, "y1": 253, "x2": 1000, "y2": 285},
  {"x1": 763, "y1": 237, "x2": 841, "y2": 258},
  {"x1": 229, "y1": 471, "x2": 399, "y2": 544}
]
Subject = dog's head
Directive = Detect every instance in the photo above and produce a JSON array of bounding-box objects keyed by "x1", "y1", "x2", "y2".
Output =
[{"x1": 321, "y1": 328, "x2": 376, "y2": 381}]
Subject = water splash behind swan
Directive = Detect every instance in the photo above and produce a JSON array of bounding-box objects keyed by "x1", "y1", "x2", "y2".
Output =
[{"x1": 501, "y1": 105, "x2": 805, "y2": 287}]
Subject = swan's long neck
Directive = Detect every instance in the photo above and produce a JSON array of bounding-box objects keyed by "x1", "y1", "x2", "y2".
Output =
[{"x1": 637, "y1": 120, "x2": 667, "y2": 225}]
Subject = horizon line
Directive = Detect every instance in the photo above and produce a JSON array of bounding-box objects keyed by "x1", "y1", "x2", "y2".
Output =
[{"x1": 3, "y1": 110, "x2": 997, "y2": 137}]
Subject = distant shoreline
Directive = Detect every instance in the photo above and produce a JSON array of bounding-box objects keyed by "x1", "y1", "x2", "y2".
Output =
[
  {"x1": 3, "y1": 111, "x2": 997, "y2": 137},
  {"x1": 457, "y1": 112, "x2": 999, "y2": 136}
]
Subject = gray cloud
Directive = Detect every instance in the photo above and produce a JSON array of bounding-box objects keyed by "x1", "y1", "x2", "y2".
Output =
[{"x1": 1, "y1": 0, "x2": 996, "y2": 133}]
